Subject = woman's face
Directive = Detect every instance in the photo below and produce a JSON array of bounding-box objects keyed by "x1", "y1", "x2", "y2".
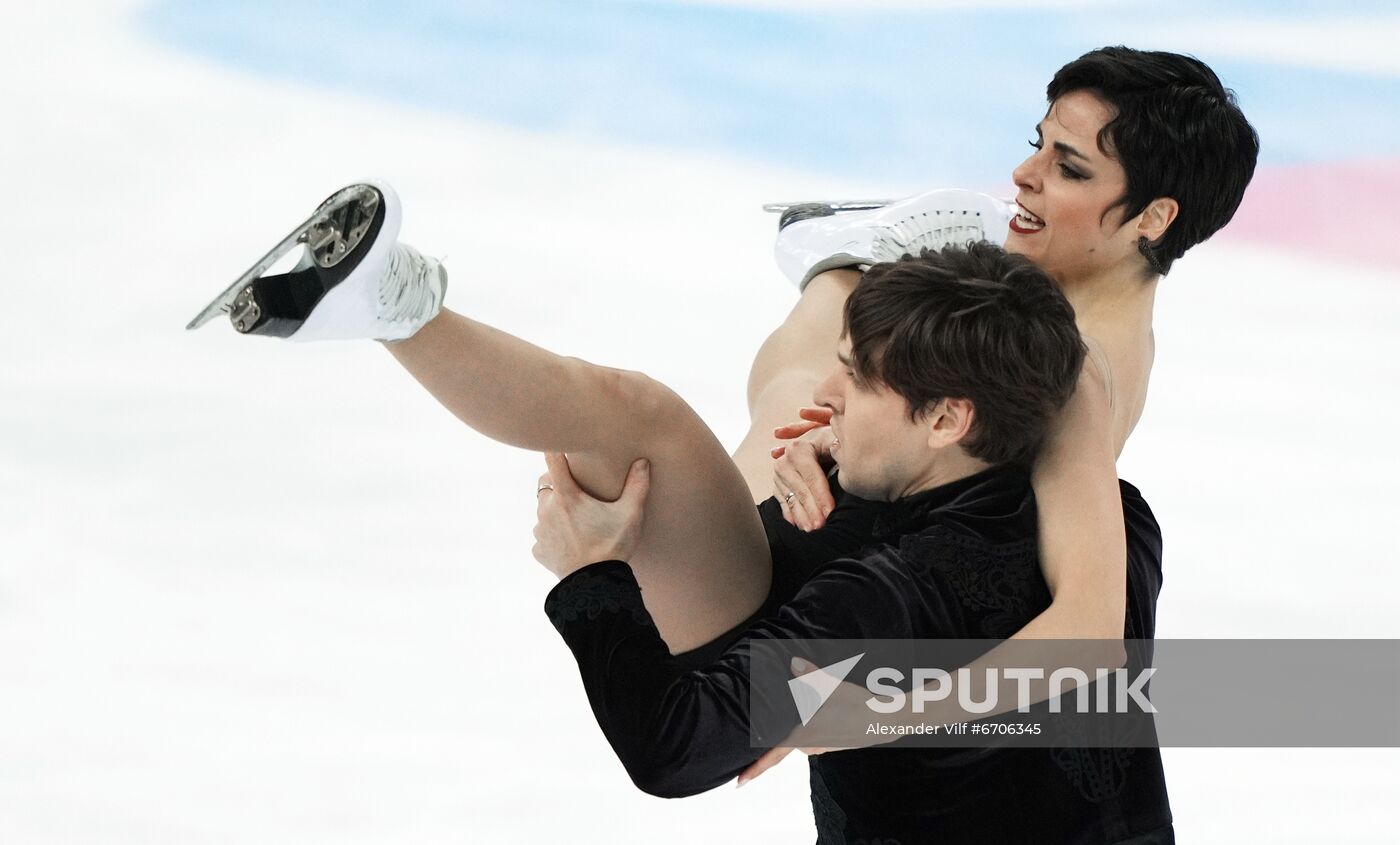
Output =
[{"x1": 1004, "y1": 90, "x2": 1141, "y2": 284}]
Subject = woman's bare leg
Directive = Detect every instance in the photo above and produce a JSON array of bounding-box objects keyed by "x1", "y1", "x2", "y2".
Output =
[
  {"x1": 385, "y1": 309, "x2": 769, "y2": 654},
  {"x1": 383, "y1": 267, "x2": 859, "y2": 649},
  {"x1": 730, "y1": 269, "x2": 860, "y2": 501}
]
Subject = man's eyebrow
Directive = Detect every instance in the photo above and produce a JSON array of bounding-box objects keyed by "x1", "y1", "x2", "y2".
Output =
[{"x1": 1035, "y1": 121, "x2": 1093, "y2": 163}]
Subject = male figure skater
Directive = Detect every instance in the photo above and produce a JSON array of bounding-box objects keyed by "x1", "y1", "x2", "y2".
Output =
[{"x1": 531, "y1": 244, "x2": 1173, "y2": 844}]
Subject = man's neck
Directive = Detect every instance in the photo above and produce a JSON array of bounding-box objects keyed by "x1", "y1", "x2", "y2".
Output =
[{"x1": 899, "y1": 451, "x2": 994, "y2": 499}]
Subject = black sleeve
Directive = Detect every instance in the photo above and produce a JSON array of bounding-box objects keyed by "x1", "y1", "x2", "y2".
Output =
[
  {"x1": 1118, "y1": 479, "x2": 1164, "y2": 640},
  {"x1": 544, "y1": 554, "x2": 915, "y2": 798}
]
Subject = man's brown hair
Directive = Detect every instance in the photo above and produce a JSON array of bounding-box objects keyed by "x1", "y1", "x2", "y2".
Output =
[{"x1": 843, "y1": 242, "x2": 1085, "y2": 466}]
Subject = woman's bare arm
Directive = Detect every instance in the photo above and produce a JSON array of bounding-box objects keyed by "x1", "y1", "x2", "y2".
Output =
[{"x1": 1027, "y1": 348, "x2": 1127, "y2": 638}]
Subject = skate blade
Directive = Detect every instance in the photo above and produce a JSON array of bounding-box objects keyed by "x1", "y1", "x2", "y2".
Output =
[
  {"x1": 185, "y1": 184, "x2": 382, "y2": 331},
  {"x1": 761, "y1": 199, "x2": 892, "y2": 214}
]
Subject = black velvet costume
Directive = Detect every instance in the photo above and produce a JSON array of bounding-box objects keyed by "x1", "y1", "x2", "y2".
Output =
[{"x1": 545, "y1": 463, "x2": 1173, "y2": 843}]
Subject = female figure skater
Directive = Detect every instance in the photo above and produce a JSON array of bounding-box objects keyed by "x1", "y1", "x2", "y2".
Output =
[{"x1": 189, "y1": 41, "x2": 1257, "y2": 773}]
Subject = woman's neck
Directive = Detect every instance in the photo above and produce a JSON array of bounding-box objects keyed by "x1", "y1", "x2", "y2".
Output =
[{"x1": 1058, "y1": 263, "x2": 1159, "y2": 330}]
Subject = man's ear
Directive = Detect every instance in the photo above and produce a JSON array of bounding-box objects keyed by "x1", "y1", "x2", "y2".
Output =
[
  {"x1": 1136, "y1": 197, "x2": 1179, "y2": 244},
  {"x1": 927, "y1": 397, "x2": 976, "y2": 449}
]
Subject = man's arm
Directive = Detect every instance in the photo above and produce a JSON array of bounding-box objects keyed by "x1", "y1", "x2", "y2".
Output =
[
  {"x1": 544, "y1": 561, "x2": 769, "y2": 798},
  {"x1": 544, "y1": 555, "x2": 910, "y2": 797}
]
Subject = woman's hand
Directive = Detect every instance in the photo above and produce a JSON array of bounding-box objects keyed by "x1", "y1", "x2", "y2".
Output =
[
  {"x1": 736, "y1": 657, "x2": 877, "y2": 787},
  {"x1": 532, "y1": 452, "x2": 651, "y2": 579},
  {"x1": 771, "y1": 407, "x2": 837, "y2": 531}
]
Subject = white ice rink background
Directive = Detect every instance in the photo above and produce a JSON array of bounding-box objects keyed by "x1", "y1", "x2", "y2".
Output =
[{"x1": 2, "y1": 0, "x2": 1397, "y2": 842}]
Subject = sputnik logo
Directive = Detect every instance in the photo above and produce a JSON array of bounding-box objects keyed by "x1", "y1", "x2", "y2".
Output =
[{"x1": 788, "y1": 653, "x2": 865, "y2": 726}]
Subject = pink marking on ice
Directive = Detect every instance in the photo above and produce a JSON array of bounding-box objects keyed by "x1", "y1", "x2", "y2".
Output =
[{"x1": 1220, "y1": 157, "x2": 1400, "y2": 272}]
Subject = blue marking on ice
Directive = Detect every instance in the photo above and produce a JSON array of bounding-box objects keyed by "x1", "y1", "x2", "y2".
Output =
[{"x1": 141, "y1": 0, "x2": 1400, "y2": 184}]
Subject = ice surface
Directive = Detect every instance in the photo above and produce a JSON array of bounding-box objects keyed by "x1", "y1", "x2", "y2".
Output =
[{"x1": 0, "y1": 2, "x2": 1395, "y2": 843}]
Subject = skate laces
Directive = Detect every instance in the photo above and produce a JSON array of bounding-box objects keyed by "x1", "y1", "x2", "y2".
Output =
[
  {"x1": 379, "y1": 242, "x2": 446, "y2": 324},
  {"x1": 869, "y1": 213, "x2": 987, "y2": 263}
]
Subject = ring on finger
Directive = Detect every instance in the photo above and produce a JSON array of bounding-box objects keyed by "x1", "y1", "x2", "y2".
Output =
[{"x1": 537, "y1": 482, "x2": 555, "y2": 496}]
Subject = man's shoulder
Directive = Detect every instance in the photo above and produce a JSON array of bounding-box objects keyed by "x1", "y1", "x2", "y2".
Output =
[
  {"x1": 899, "y1": 520, "x2": 1050, "y2": 626},
  {"x1": 891, "y1": 518, "x2": 1038, "y2": 574},
  {"x1": 811, "y1": 511, "x2": 1034, "y2": 580},
  {"x1": 805, "y1": 518, "x2": 1050, "y2": 640},
  {"x1": 851, "y1": 475, "x2": 1159, "y2": 574}
]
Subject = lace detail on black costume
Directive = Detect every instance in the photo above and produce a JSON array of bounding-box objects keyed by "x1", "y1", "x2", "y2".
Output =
[
  {"x1": 1050, "y1": 746, "x2": 1136, "y2": 802},
  {"x1": 898, "y1": 525, "x2": 1048, "y2": 638},
  {"x1": 1047, "y1": 713, "x2": 1145, "y2": 802},
  {"x1": 545, "y1": 567, "x2": 651, "y2": 626}
]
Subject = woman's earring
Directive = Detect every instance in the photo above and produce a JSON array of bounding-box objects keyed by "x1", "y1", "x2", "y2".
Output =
[{"x1": 1138, "y1": 236, "x2": 1167, "y2": 275}]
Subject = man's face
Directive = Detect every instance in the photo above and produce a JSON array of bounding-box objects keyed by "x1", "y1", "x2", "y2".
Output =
[
  {"x1": 812, "y1": 337, "x2": 936, "y2": 502},
  {"x1": 1004, "y1": 89, "x2": 1139, "y2": 283}
]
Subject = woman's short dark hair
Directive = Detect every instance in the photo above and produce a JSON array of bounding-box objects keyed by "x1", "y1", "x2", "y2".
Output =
[
  {"x1": 1048, "y1": 46, "x2": 1260, "y2": 275},
  {"x1": 844, "y1": 242, "x2": 1085, "y2": 466}
]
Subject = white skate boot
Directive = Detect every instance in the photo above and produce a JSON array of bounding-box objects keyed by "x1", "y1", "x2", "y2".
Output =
[
  {"x1": 767, "y1": 188, "x2": 1016, "y2": 291},
  {"x1": 186, "y1": 180, "x2": 446, "y2": 341}
]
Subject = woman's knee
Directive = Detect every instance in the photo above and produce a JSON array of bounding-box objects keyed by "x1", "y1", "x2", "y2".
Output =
[{"x1": 600, "y1": 367, "x2": 691, "y2": 433}]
